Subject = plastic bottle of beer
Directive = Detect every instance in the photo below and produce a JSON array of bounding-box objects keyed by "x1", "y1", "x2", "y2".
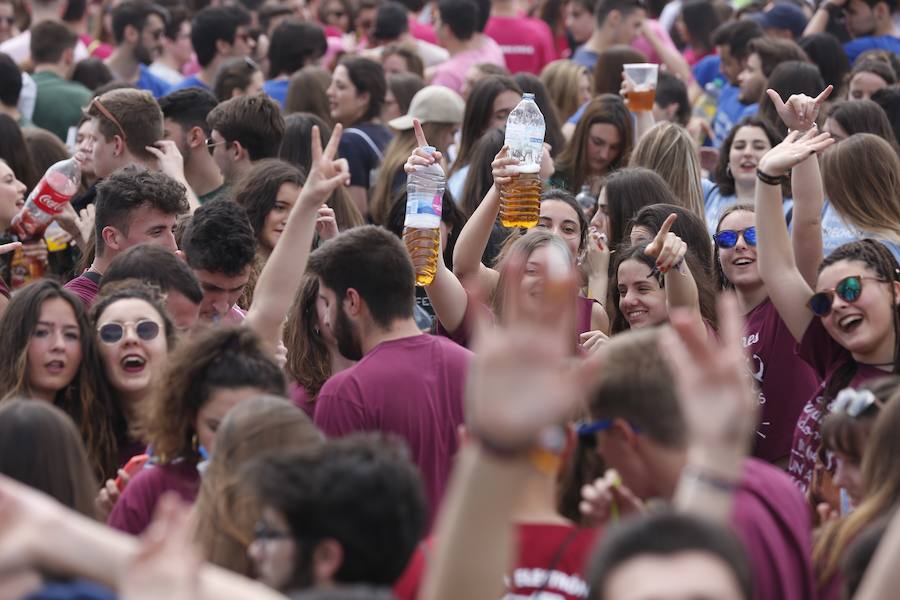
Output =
[
  {"x1": 11, "y1": 157, "x2": 81, "y2": 240},
  {"x1": 404, "y1": 146, "x2": 444, "y2": 286},
  {"x1": 501, "y1": 93, "x2": 545, "y2": 228}
]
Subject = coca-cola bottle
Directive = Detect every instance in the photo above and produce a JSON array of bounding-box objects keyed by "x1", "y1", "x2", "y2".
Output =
[{"x1": 11, "y1": 157, "x2": 81, "y2": 240}]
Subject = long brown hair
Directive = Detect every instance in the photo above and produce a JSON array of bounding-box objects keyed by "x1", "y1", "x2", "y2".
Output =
[
  {"x1": 539, "y1": 59, "x2": 591, "y2": 123},
  {"x1": 284, "y1": 276, "x2": 332, "y2": 404},
  {"x1": 554, "y1": 95, "x2": 633, "y2": 193},
  {"x1": 193, "y1": 395, "x2": 323, "y2": 575},
  {"x1": 0, "y1": 280, "x2": 122, "y2": 479}
]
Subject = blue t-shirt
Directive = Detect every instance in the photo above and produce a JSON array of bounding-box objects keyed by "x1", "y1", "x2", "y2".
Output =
[
  {"x1": 263, "y1": 78, "x2": 289, "y2": 107},
  {"x1": 571, "y1": 47, "x2": 599, "y2": 71},
  {"x1": 704, "y1": 182, "x2": 793, "y2": 234},
  {"x1": 137, "y1": 64, "x2": 171, "y2": 98},
  {"x1": 168, "y1": 74, "x2": 211, "y2": 93},
  {"x1": 693, "y1": 54, "x2": 724, "y2": 89},
  {"x1": 820, "y1": 200, "x2": 900, "y2": 262},
  {"x1": 712, "y1": 84, "x2": 751, "y2": 148},
  {"x1": 844, "y1": 35, "x2": 900, "y2": 65},
  {"x1": 339, "y1": 122, "x2": 393, "y2": 189}
]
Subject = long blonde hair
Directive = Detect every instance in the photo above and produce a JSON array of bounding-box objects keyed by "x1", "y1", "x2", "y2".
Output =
[
  {"x1": 540, "y1": 59, "x2": 590, "y2": 123},
  {"x1": 193, "y1": 395, "x2": 323, "y2": 575},
  {"x1": 822, "y1": 133, "x2": 900, "y2": 244},
  {"x1": 369, "y1": 122, "x2": 455, "y2": 225},
  {"x1": 629, "y1": 122, "x2": 707, "y2": 224}
]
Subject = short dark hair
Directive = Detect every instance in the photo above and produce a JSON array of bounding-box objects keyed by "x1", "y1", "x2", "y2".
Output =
[
  {"x1": 437, "y1": 0, "x2": 478, "y2": 40},
  {"x1": 338, "y1": 57, "x2": 386, "y2": 123},
  {"x1": 268, "y1": 20, "x2": 327, "y2": 78},
  {"x1": 102, "y1": 244, "x2": 203, "y2": 304},
  {"x1": 159, "y1": 87, "x2": 219, "y2": 136},
  {"x1": 111, "y1": 0, "x2": 169, "y2": 44},
  {"x1": 233, "y1": 159, "x2": 306, "y2": 244},
  {"x1": 86, "y1": 88, "x2": 164, "y2": 162},
  {"x1": 798, "y1": 32, "x2": 850, "y2": 92},
  {"x1": 595, "y1": 0, "x2": 644, "y2": 27},
  {"x1": 191, "y1": 5, "x2": 251, "y2": 67},
  {"x1": 94, "y1": 166, "x2": 189, "y2": 256},
  {"x1": 306, "y1": 225, "x2": 415, "y2": 327},
  {"x1": 258, "y1": 1, "x2": 294, "y2": 32},
  {"x1": 181, "y1": 198, "x2": 257, "y2": 276},
  {"x1": 30, "y1": 20, "x2": 78, "y2": 64},
  {"x1": 207, "y1": 93, "x2": 285, "y2": 160},
  {"x1": 71, "y1": 58, "x2": 114, "y2": 91},
  {"x1": 0, "y1": 53, "x2": 22, "y2": 107},
  {"x1": 212, "y1": 56, "x2": 260, "y2": 102},
  {"x1": 748, "y1": 37, "x2": 808, "y2": 79},
  {"x1": 654, "y1": 71, "x2": 690, "y2": 126},
  {"x1": 61, "y1": 0, "x2": 87, "y2": 23},
  {"x1": 587, "y1": 512, "x2": 753, "y2": 600},
  {"x1": 163, "y1": 5, "x2": 189, "y2": 40},
  {"x1": 712, "y1": 19, "x2": 763, "y2": 61},
  {"x1": 249, "y1": 434, "x2": 427, "y2": 589},
  {"x1": 372, "y1": 1, "x2": 409, "y2": 41}
]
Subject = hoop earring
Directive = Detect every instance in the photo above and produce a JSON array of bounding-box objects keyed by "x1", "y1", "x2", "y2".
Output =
[{"x1": 192, "y1": 433, "x2": 199, "y2": 453}]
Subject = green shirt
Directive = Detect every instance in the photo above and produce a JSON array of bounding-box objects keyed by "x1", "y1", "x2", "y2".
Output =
[
  {"x1": 31, "y1": 71, "x2": 92, "y2": 142},
  {"x1": 198, "y1": 183, "x2": 231, "y2": 205}
]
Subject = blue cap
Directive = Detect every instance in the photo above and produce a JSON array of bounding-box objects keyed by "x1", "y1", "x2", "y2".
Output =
[{"x1": 755, "y1": 3, "x2": 809, "y2": 39}]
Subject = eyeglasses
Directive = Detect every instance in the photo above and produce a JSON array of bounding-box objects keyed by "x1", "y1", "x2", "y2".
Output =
[
  {"x1": 206, "y1": 137, "x2": 227, "y2": 152},
  {"x1": 90, "y1": 97, "x2": 128, "y2": 143},
  {"x1": 807, "y1": 275, "x2": 885, "y2": 317},
  {"x1": 831, "y1": 388, "x2": 881, "y2": 418},
  {"x1": 713, "y1": 227, "x2": 757, "y2": 249},
  {"x1": 253, "y1": 520, "x2": 292, "y2": 541},
  {"x1": 98, "y1": 320, "x2": 161, "y2": 344}
]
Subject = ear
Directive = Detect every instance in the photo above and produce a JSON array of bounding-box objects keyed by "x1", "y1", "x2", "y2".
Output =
[
  {"x1": 215, "y1": 38, "x2": 231, "y2": 57},
  {"x1": 230, "y1": 139, "x2": 245, "y2": 162},
  {"x1": 187, "y1": 126, "x2": 206, "y2": 150},
  {"x1": 312, "y1": 539, "x2": 344, "y2": 585},
  {"x1": 343, "y1": 288, "x2": 364, "y2": 317},
  {"x1": 101, "y1": 225, "x2": 121, "y2": 252},
  {"x1": 63, "y1": 47, "x2": 75, "y2": 66},
  {"x1": 124, "y1": 23, "x2": 139, "y2": 44},
  {"x1": 892, "y1": 280, "x2": 900, "y2": 305},
  {"x1": 113, "y1": 134, "x2": 126, "y2": 158}
]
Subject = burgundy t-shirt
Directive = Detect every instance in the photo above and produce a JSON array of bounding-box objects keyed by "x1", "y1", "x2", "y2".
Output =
[
  {"x1": 732, "y1": 458, "x2": 816, "y2": 600},
  {"x1": 0, "y1": 277, "x2": 8, "y2": 299},
  {"x1": 289, "y1": 380, "x2": 316, "y2": 419},
  {"x1": 313, "y1": 334, "x2": 471, "y2": 523},
  {"x1": 743, "y1": 299, "x2": 820, "y2": 464},
  {"x1": 394, "y1": 523, "x2": 599, "y2": 600},
  {"x1": 484, "y1": 15, "x2": 558, "y2": 74},
  {"x1": 107, "y1": 460, "x2": 200, "y2": 535},
  {"x1": 789, "y1": 318, "x2": 887, "y2": 491},
  {"x1": 64, "y1": 272, "x2": 100, "y2": 308}
]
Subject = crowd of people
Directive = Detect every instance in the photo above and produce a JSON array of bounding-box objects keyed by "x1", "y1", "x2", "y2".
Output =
[{"x1": 0, "y1": 0, "x2": 898, "y2": 596}]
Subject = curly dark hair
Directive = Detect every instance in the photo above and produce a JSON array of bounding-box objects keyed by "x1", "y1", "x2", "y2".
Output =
[{"x1": 181, "y1": 198, "x2": 257, "y2": 277}]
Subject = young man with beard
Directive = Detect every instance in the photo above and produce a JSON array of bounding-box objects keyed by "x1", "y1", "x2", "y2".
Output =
[
  {"x1": 159, "y1": 88, "x2": 228, "y2": 204},
  {"x1": 104, "y1": 0, "x2": 172, "y2": 97},
  {"x1": 735, "y1": 38, "x2": 809, "y2": 116},
  {"x1": 309, "y1": 225, "x2": 471, "y2": 524}
]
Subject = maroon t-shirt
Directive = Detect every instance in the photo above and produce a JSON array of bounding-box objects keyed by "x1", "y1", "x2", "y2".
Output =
[
  {"x1": 394, "y1": 523, "x2": 599, "y2": 600},
  {"x1": 743, "y1": 299, "x2": 820, "y2": 464},
  {"x1": 289, "y1": 380, "x2": 316, "y2": 419},
  {"x1": 107, "y1": 460, "x2": 200, "y2": 535},
  {"x1": 0, "y1": 277, "x2": 8, "y2": 299},
  {"x1": 313, "y1": 334, "x2": 471, "y2": 523},
  {"x1": 789, "y1": 318, "x2": 887, "y2": 491},
  {"x1": 732, "y1": 458, "x2": 816, "y2": 600},
  {"x1": 64, "y1": 272, "x2": 100, "y2": 308}
]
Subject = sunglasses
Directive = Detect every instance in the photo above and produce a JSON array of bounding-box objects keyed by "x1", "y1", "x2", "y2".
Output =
[
  {"x1": 253, "y1": 520, "x2": 292, "y2": 541},
  {"x1": 807, "y1": 275, "x2": 887, "y2": 317},
  {"x1": 713, "y1": 227, "x2": 757, "y2": 249},
  {"x1": 206, "y1": 137, "x2": 227, "y2": 152},
  {"x1": 576, "y1": 419, "x2": 641, "y2": 448},
  {"x1": 831, "y1": 388, "x2": 881, "y2": 418},
  {"x1": 98, "y1": 320, "x2": 161, "y2": 344},
  {"x1": 90, "y1": 97, "x2": 128, "y2": 143}
]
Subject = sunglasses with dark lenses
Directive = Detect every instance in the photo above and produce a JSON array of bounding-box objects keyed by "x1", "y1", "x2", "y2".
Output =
[
  {"x1": 713, "y1": 227, "x2": 757, "y2": 249},
  {"x1": 98, "y1": 320, "x2": 161, "y2": 344},
  {"x1": 807, "y1": 275, "x2": 885, "y2": 317}
]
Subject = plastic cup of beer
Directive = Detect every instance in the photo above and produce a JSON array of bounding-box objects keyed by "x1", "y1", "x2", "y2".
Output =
[
  {"x1": 623, "y1": 63, "x2": 658, "y2": 112},
  {"x1": 499, "y1": 164, "x2": 541, "y2": 229}
]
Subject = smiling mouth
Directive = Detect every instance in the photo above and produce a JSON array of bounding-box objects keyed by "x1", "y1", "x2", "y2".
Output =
[
  {"x1": 121, "y1": 355, "x2": 147, "y2": 373},
  {"x1": 733, "y1": 257, "x2": 754, "y2": 266},
  {"x1": 627, "y1": 309, "x2": 647, "y2": 321},
  {"x1": 838, "y1": 314, "x2": 864, "y2": 332}
]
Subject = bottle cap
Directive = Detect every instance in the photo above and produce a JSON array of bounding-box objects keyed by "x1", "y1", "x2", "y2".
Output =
[
  {"x1": 422, "y1": 145, "x2": 436, "y2": 154},
  {"x1": 523, "y1": 93, "x2": 535, "y2": 100}
]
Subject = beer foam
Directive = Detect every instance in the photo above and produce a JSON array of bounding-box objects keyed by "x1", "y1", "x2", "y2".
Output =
[{"x1": 513, "y1": 164, "x2": 541, "y2": 174}]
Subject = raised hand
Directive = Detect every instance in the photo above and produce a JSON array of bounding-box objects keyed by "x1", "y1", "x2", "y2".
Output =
[
  {"x1": 0, "y1": 242, "x2": 21, "y2": 256},
  {"x1": 766, "y1": 85, "x2": 833, "y2": 132},
  {"x1": 644, "y1": 213, "x2": 686, "y2": 274},
  {"x1": 403, "y1": 119, "x2": 444, "y2": 174},
  {"x1": 758, "y1": 127, "x2": 835, "y2": 178},
  {"x1": 145, "y1": 140, "x2": 187, "y2": 183},
  {"x1": 659, "y1": 295, "x2": 757, "y2": 470},
  {"x1": 490, "y1": 147, "x2": 520, "y2": 188},
  {"x1": 582, "y1": 226, "x2": 610, "y2": 279},
  {"x1": 579, "y1": 469, "x2": 645, "y2": 525},
  {"x1": 466, "y1": 246, "x2": 600, "y2": 453},
  {"x1": 315, "y1": 204, "x2": 339, "y2": 240},
  {"x1": 299, "y1": 125, "x2": 350, "y2": 207}
]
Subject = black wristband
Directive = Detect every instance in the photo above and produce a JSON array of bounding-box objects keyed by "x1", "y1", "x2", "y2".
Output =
[{"x1": 756, "y1": 168, "x2": 787, "y2": 186}]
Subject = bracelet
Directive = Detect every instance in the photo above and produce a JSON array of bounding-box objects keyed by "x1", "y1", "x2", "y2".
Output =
[
  {"x1": 756, "y1": 168, "x2": 787, "y2": 186},
  {"x1": 682, "y1": 465, "x2": 740, "y2": 492}
]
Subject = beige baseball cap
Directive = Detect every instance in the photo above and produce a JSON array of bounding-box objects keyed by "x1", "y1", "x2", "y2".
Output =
[{"x1": 388, "y1": 85, "x2": 465, "y2": 131}]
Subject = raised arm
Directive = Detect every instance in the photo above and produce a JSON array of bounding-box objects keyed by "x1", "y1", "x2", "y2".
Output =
[
  {"x1": 145, "y1": 141, "x2": 201, "y2": 214},
  {"x1": 767, "y1": 87, "x2": 834, "y2": 286},
  {"x1": 620, "y1": 75, "x2": 656, "y2": 143},
  {"x1": 756, "y1": 124, "x2": 835, "y2": 342},
  {"x1": 803, "y1": 0, "x2": 845, "y2": 36},
  {"x1": 245, "y1": 125, "x2": 350, "y2": 353}
]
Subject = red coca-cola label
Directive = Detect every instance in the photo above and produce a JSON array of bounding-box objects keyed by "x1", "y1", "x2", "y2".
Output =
[{"x1": 31, "y1": 179, "x2": 72, "y2": 215}]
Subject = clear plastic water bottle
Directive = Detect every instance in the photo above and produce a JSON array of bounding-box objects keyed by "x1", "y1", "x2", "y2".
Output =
[
  {"x1": 11, "y1": 157, "x2": 81, "y2": 240},
  {"x1": 404, "y1": 146, "x2": 444, "y2": 286},
  {"x1": 501, "y1": 93, "x2": 545, "y2": 228},
  {"x1": 575, "y1": 184, "x2": 597, "y2": 216}
]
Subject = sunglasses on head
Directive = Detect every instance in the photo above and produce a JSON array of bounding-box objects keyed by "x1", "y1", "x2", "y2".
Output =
[
  {"x1": 90, "y1": 97, "x2": 128, "y2": 143},
  {"x1": 98, "y1": 320, "x2": 161, "y2": 344},
  {"x1": 807, "y1": 275, "x2": 886, "y2": 317},
  {"x1": 713, "y1": 227, "x2": 756, "y2": 249}
]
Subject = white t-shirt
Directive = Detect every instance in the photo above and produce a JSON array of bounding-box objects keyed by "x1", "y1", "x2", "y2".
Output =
[{"x1": 0, "y1": 30, "x2": 88, "y2": 65}]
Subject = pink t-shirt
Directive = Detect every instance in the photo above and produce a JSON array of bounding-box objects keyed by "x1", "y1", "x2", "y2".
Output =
[
  {"x1": 631, "y1": 19, "x2": 678, "y2": 66},
  {"x1": 313, "y1": 334, "x2": 471, "y2": 524},
  {"x1": 743, "y1": 298, "x2": 819, "y2": 464},
  {"x1": 484, "y1": 15, "x2": 558, "y2": 74},
  {"x1": 733, "y1": 458, "x2": 816, "y2": 600},
  {"x1": 430, "y1": 43, "x2": 507, "y2": 93},
  {"x1": 409, "y1": 17, "x2": 438, "y2": 44},
  {"x1": 789, "y1": 318, "x2": 887, "y2": 491},
  {"x1": 107, "y1": 461, "x2": 200, "y2": 535}
]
